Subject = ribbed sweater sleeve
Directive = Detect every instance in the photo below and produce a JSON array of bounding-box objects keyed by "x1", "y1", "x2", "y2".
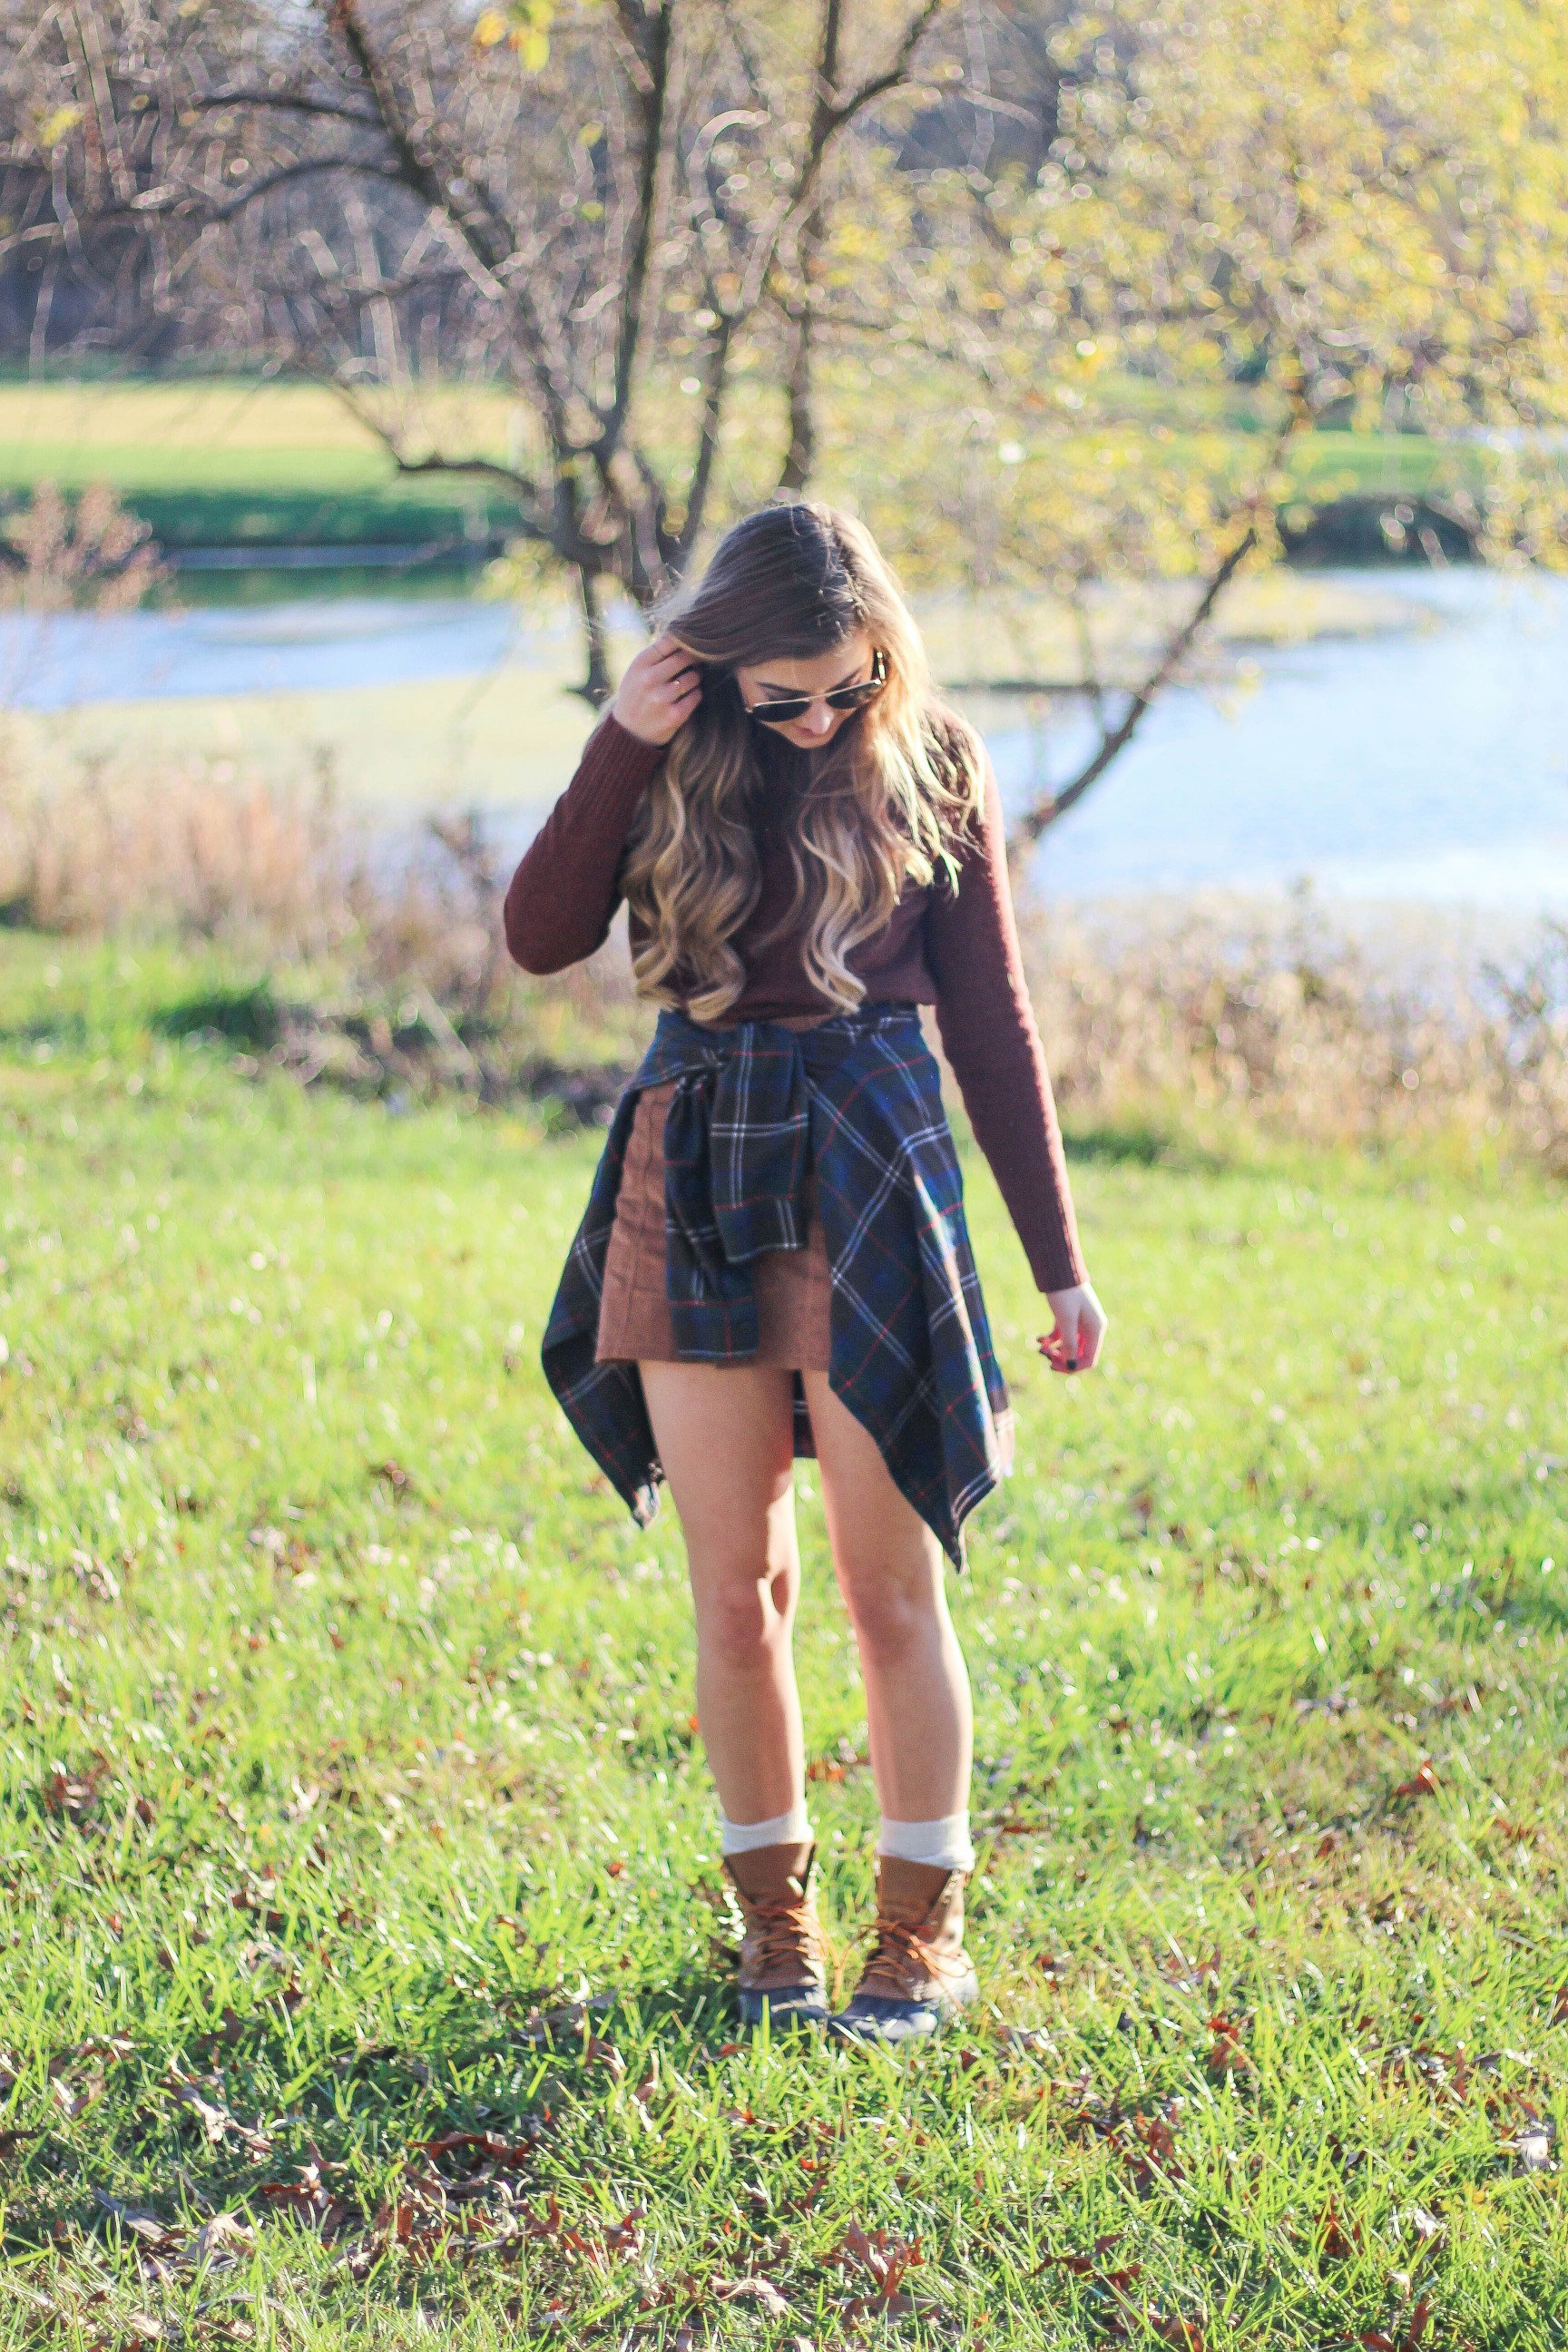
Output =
[
  {"x1": 503, "y1": 715, "x2": 666, "y2": 974},
  {"x1": 925, "y1": 753, "x2": 1087, "y2": 1294}
]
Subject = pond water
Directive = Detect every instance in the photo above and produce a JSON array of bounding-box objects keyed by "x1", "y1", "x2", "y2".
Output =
[
  {"x1": 0, "y1": 591, "x2": 527, "y2": 705},
  {"x1": 989, "y1": 569, "x2": 1568, "y2": 914},
  {"x1": 4, "y1": 566, "x2": 1565, "y2": 913}
]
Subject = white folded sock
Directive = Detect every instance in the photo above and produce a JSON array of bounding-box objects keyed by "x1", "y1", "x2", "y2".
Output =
[
  {"x1": 877, "y1": 1812, "x2": 975, "y2": 1871},
  {"x1": 720, "y1": 1802, "x2": 810, "y2": 1856}
]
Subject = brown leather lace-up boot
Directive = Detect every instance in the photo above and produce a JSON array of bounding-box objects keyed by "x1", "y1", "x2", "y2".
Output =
[
  {"x1": 828, "y1": 1857, "x2": 978, "y2": 2043},
  {"x1": 722, "y1": 1840, "x2": 828, "y2": 2027}
]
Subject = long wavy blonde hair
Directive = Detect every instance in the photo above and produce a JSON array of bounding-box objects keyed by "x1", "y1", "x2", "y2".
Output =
[{"x1": 621, "y1": 504, "x2": 985, "y2": 1023}]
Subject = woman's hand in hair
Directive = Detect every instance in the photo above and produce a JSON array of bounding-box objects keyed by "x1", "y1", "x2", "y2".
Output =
[
  {"x1": 611, "y1": 634, "x2": 703, "y2": 747},
  {"x1": 1038, "y1": 1282, "x2": 1108, "y2": 1376}
]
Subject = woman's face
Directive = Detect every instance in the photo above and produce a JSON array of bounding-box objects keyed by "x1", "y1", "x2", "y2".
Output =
[{"x1": 732, "y1": 629, "x2": 877, "y2": 753}]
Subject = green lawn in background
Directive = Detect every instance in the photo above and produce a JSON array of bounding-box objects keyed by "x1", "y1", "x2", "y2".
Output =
[
  {"x1": 0, "y1": 381, "x2": 514, "y2": 554},
  {"x1": 0, "y1": 376, "x2": 1467, "y2": 557},
  {"x1": 1, "y1": 934, "x2": 1565, "y2": 2347}
]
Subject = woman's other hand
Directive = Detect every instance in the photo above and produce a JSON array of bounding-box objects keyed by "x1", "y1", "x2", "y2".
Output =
[
  {"x1": 610, "y1": 634, "x2": 703, "y2": 747},
  {"x1": 1038, "y1": 1282, "x2": 1108, "y2": 1375}
]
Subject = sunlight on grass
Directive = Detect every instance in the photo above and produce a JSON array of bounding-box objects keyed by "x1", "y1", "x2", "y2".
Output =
[
  {"x1": 0, "y1": 374, "x2": 1468, "y2": 568},
  {"x1": 0, "y1": 934, "x2": 1564, "y2": 2345}
]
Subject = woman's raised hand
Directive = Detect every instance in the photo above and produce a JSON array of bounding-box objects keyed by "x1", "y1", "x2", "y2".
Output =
[
  {"x1": 1038, "y1": 1281, "x2": 1108, "y2": 1376},
  {"x1": 611, "y1": 634, "x2": 703, "y2": 747}
]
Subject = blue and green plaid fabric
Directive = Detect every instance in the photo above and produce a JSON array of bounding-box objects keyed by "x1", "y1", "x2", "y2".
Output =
[{"x1": 540, "y1": 1004, "x2": 1009, "y2": 1566}]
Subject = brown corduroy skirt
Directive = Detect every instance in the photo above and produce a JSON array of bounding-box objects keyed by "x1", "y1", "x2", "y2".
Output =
[{"x1": 595, "y1": 1081, "x2": 832, "y2": 1368}]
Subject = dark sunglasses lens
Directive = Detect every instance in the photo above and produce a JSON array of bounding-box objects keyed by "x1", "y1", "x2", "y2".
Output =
[{"x1": 750, "y1": 658, "x2": 885, "y2": 724}]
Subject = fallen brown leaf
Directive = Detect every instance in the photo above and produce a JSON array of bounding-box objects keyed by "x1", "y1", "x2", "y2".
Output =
[
  {"x1": 1317, "y1": 2200, "x2": 1362, "y2": 2259},
  {"x1": 43, "y1": 1758, "x2": 110, "y2": 1823},
  {"x1": 51, "y1": 2067, "x2": 105, "y2": 2120},
  {"x1": 184, "y1": 2211, "x2": 256, "y2": 2267},
  {"x1": 714, "y1": 2278, "x2": 791, "y2": 2319},
  {"x1": 170, "y1": 2080, "x2": 230, "y2": 2145},
  {"x1": 1148, "y1": 2319, "x2": 1209, "y2": 2352},
  {"x1": 1037, "y1": 2230, "x2": 1128, "y2": 2279},
  {"x1": 1205, "y1": 2014, "x2": 1252, "y2": 2075},
  {"x1": 829, "y1": 2220, "x2": 924, "y2": 2315},
  {"x1": 257, "y1": 2160, "x2": 352, "y2": 2239},
  {"x1": 420, "y1": 2129, "x2": 541, "y2": 2173},
  {"x1": 1125, "y1": 2107, "x2": 1185, "y2": 2193}
]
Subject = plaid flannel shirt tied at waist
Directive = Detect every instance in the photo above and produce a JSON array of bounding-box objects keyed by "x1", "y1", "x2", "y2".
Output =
[{"x1": 540, "y1": 1003, "x2": 1011, "y2": 1565}]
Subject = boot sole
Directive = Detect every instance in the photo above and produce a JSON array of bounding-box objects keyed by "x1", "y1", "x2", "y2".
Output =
[
  {"x1": 737, "y1": 1986, "x2": 828, "y2": 2029},
  {"x1": 827, "y1": 1979, "x2": 979, "y2": 2045}
]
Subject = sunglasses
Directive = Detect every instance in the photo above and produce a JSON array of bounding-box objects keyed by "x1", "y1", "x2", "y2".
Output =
[{"x1": 742, "y1": 648, "x2": 887, "y2": 728}]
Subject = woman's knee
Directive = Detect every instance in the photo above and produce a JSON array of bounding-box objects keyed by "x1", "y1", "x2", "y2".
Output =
[
  {"x1": 693, "y1": 1555, "x2": 798, "y2": 1671},
  {"x1": 838, "y1": 1561, "x2": 941, "y2": 1666}
]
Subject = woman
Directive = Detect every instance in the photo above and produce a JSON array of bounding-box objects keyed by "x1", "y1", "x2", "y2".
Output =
[{"x1": 505, "y1": 505, "x2": 1105, "y2": 2043}]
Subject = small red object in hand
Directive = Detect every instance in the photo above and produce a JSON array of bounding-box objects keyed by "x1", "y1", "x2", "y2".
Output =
[{"x1": 1035, "y1": 1281, "x2": 1107, "y2": 1377}]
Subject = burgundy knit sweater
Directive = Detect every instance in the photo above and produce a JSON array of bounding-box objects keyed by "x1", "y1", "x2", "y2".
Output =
[{"x1": 504, "y1": 714, "x2": 1086, "y2": 1293}]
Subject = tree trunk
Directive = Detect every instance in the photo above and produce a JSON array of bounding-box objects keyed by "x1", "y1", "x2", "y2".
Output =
[
  {"x1": 779, "y1": 304, "x2": 816, "y2": 492},
  {"x1": 577, "y1": 567, "x2": 613, "y2": 708}
]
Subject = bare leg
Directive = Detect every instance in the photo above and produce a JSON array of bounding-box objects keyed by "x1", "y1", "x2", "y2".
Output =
[
  {"x1": 802, "y1": 1372, "x2": 972, "y2": 1822},
  {"x1": 640, "y1": 1362, "x2": 804, "y2": 1826}
]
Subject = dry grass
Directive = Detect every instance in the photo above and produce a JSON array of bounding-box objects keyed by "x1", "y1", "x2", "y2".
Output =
[
  {"x1": 1022, "y1": 897, "x2": 1568, "y2": 1173},
  {"x1": 3, "y1": 744, "x2": 1565, "y2": 1167},
  {"x1": 0, "y1": 741, "x2": 348, "y2": 945}
]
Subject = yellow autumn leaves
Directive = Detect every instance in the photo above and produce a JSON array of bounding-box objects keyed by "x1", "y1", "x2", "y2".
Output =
[
  {"x1": 34, "y1": 103, "x2": 83, "y2": 148},
  {"x1": 473, "y1": 0, "x2": 556, "y2": 73}
]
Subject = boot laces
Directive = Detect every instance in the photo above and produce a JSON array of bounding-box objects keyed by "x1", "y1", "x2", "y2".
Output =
[
  {"x1": 857, "y1": 1911, "x2": 966, "y2": 2003},
  {"x1": 743, "y1": 1888, "x2": 820, "y2": 1979}
]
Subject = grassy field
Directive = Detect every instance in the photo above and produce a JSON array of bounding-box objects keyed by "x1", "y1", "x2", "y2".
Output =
[
  {"x1": 0, "y1": 377, "x2": 1465, "y2": 560},
  {"x1": 0, "y1": 381, "x2": 514, "y2": 555},
  {"x1": 2, "y1": 933, "x2": 1566, "y2": 2348}
]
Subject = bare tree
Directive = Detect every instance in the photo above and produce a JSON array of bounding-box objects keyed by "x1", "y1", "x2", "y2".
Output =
[
  {"x1": 9, "y1": 0, "x2": 1566, "y2": 854},
  {"x1": 113, "y1": 0, "x2": 951, "y2": 696}
]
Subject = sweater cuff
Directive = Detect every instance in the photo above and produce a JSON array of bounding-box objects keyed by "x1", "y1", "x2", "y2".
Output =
[
  {"x1": 583, "y1": 712, "x2": 668, "y2": 791},
  {"x1": 1033, "y1": 1240, "x2": 1090, "y2": 1296}
]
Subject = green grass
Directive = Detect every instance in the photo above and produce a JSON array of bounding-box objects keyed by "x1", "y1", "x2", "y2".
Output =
[
  {"x1": 0, "y1": 376, "x2": 1471, "y2": 561},
  {"x1": 2, "y1": 933, "x2": 1566, "y2": 2347},
  {"x1": 0, "y1": 381, "x2": 514, "y2": 554}
]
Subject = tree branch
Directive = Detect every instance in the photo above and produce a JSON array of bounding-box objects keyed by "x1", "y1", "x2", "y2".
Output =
[
  {"x1": 828, "y1": 0, "x2": 949, "y2": 133},
  {"x1": 674, "y1": 309, "x2": 737, "y2": 561},
  {"x1": 192, "y1": 153, "x2": 406, "y2": 223},
  {"x1": 712, "y1": 0, "x2": 768, "y2": 106},
  {"x1": 602, "y1": 0, "x2": 673, "y2": 452},
  {"x1": 1013, "y1": 530, "x2": 1259, "y2": 849},
  {"x1": 1014, "y1": 411, "x2": 1305, "y2": 848},
  {"x1": 319, "y1": 374, "x2": 544, "y2": 517},
  {"x1": 329, "y1": 0, "x2": 578, "y2": 485},
  {"x1": 0, "y1": 221, "x2": 64, "y2": 259},
  {"x1": 331, "y1": 0, "x2": 516, "y2": 279},
  {"x1": 189, "y1": 86, "x2": 385, "y2": 126},
  {"x1": 787, "y1": 0, "x2": 946, "y2": 231}
]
